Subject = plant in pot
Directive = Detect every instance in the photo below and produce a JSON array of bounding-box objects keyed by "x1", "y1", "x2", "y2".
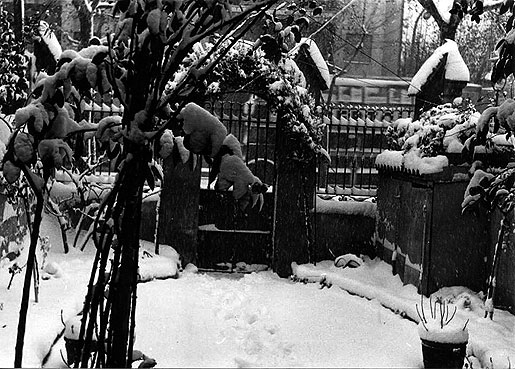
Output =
[{"x1": 416, "y1": 297, "x2": 470, "y2": 369}]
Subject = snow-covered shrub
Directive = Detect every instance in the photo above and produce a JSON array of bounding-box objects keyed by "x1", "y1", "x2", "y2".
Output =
[
  {"x1": 201, "y1": 38, "x2": 328, "y2": 163},
  {"x1": 386, "y1": 99, "x2": 479, "y2": 157}
]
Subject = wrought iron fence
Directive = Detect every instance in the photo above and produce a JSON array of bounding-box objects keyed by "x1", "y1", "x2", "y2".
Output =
[
  {"x1": 79, "y1": 98, "x2": 414, "y2": 196},
  {"x1": 203, "y1": 100, "x2": 277, "y2": 187},
  {"x1": 318, "y1": 103, "x2": 414, "y2": 197},
  {"x1": 80, "y1": 95, "x2": 125, "y2": 178}
]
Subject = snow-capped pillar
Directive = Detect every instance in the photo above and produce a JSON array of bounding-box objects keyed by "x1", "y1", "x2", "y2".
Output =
[
  {"x1": 442, "y1": 80, "x2": 467, "y2": 104},
  {"x1": 272, "y1": 112, "x2": 316, "y2": 278},
  {"x1": 157, "y1": 152, "x2": 201, "y2": 267},
  {"x1": 409, "y1": 40, "x2": 469, "y2": 120}
]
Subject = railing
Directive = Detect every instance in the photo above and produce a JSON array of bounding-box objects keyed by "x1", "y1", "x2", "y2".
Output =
[
  {"x1": 79, "y1": 99, "x2": 414, "y2": 197},
  {"x1": 203, "y1": 101, "x2": 277, "y2": 187},
  {"x1": 80, "y1": 96, "x2": 125, "y2": 178},
  {"x1": 318, "y1": 103, "x2": 414, "y2": 197}
]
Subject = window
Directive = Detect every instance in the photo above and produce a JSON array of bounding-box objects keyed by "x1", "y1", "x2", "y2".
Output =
[{"x1": 342, "y1": 33, "x2": 373, "y2": 64}]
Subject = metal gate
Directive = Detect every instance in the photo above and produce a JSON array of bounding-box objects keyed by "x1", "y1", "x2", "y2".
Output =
[{"x1": 197, "y1": 101, "x2": 276, "y2": 272}]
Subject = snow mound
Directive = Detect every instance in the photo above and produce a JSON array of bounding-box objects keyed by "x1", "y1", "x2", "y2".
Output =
[
  {"x1": 138, "y1": 250, "x2": 180, "y2": 282},
  {"x1": 42, "y1": 261, "x2": 63, "y2": 279}
]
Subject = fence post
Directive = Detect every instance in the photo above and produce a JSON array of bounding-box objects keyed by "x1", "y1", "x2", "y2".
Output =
[
  {"x1": 157, "y1": 153, "x2": 201, "y2": 267},
  {"x1": 272, "y1": 113, "x2": 316, "y2": 277}
]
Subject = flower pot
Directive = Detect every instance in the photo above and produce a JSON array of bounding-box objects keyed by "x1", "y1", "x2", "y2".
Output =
[{"x1": 420, "y1": 338, "x2": 467, "y2": 369}]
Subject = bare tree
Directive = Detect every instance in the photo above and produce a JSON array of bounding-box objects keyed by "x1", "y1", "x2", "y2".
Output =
[
  {"x1": 402, "y1": 0, "x2": 502, "y2": 83},
  {"x1": 457, "y1": 9, "x2": 505, "y2": 83},
  {"x1": 417, "y1": 0, "x2": 485, "y2": 42},
  {"x1": 315, "y1": 0, "x2": 402, "y2": 105}
]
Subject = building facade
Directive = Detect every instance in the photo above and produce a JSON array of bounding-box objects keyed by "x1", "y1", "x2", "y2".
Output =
[{"x1": 315, "y1": 0, "x2": 404, "y2": 79}]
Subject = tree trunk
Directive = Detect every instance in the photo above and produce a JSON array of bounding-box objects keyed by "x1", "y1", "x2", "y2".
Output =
[
  {"x1": 440, "y1": 21, "x2": 459, "y2": 42},
  {"x1": 107, "y1": 155, "x2": 146, "y2": 368},
  {"x1": 417, "y1": 0, "x2": 461, "y2": 43}
]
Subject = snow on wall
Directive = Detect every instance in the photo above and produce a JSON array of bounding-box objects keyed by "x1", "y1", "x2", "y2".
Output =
[
  {"x1": 315, "y1": 197, "x2": 376, "y2": 218},
  {"x1": 408, "y1": 39, "x2": 469, "y2": 96},
  {"x1": 375, "y1": 150, "x2": 404, "y2": 169},
  {"x1": 375, "y1": 150, "x2": 449, "y2": 175},
  {"x1": 403, "y1": 151, "x2": 449, "y2": 174}
]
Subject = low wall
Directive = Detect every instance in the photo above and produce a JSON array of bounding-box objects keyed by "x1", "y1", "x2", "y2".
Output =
[
  {"x1": 313, "y1": 199, "x2": 377, "y2": 261},
  {"x1": 140, "y1": 186, "x2": 515, "y2": 314},
  {"x1": 141, "y1": 192, "x2": 378, "y2": 269}
]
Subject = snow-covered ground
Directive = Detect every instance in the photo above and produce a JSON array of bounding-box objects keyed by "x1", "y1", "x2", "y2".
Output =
[{"x1": 1, "y1": 214, "x2": 514, "y2": 368}]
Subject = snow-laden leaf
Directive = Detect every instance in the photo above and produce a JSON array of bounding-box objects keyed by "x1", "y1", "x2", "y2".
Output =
[{"x1": 175, "y1": 136, "x2": 191, "y2": 164}]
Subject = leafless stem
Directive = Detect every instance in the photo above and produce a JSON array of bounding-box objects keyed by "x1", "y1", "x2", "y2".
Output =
[
  {"x1": 416, "y1": 304, "x2": 428, "y2": 330},
  {"x1": 445, "y1": 306, "x2": 457, "y2": 326},
  {"x1": 463, "y1": 319, "x2": 469, "y2": 331}
]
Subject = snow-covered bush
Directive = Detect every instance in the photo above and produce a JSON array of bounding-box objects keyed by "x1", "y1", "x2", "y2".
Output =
[
  {"x1": 170, "y1": 41, "x2": 328, "y2": 163},
  {"x1": 385, "y1": 98, "x2": 479, "y2": 157}
]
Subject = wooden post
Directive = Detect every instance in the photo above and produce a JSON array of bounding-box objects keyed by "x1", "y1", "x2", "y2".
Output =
[
  {"x1": 272, "y1": 115, "x2": 316, "y2": 278},
  {"x1": 158, "y1": 153, "x2": 201, "y2": 267}
]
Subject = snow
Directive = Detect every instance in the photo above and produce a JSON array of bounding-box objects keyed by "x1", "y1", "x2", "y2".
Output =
[
  {"x1": 418, "y1": 318, "x2": 469, "y2": 344},
  {"x1": 375, "y1": 149, "x2": 448, "y2": 175},
  {"x1": 408, "y1": 40, "x2": 469, "y2": 96},
  {"x1": 292, "y1": 261, "x2": 515, "y2": 368},
  {"x1": 38, "y1": 21, "x2": 62, "y2": 63},
  {"x1": 138, "y1": 244, "x2": 181, "y2": 282},
  {"x1": 404, "y1": 151, "x2": 449, "y2": 174},
  {"x1": 432, "y1": 0, "x2": 453, "y2": 23},
  {"x1": 315, "y1": 197, "x2": 377, "y2": 218},
  {"x1": 375, "y1": 150, "x2": 404, "y2": 169},
  {"x1": 289, "y1": 38, "x2": 331, "y2": 89},
  {"x1": 2, "y1": 214, "x2": 515, "y2": 368}
]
